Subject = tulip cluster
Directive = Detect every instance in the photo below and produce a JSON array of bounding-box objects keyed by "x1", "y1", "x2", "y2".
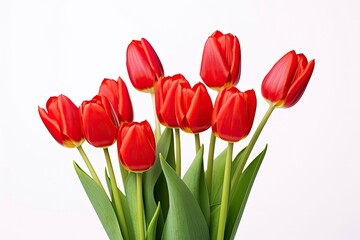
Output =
[{"x1": 39, "y1": 30, "x2": 314, "y2": 240}]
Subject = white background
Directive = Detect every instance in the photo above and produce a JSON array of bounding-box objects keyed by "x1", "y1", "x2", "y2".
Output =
[{"x1": 1, "y1": 0, "x2": 359, "y2": 239}]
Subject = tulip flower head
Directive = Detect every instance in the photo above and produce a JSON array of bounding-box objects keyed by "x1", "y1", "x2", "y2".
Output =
[
  {"x1": 175, "y1": 82, "x2": 213, "y2": 133},
  {"x1": 200, "y1": 30, "x2": 241, "y2": 90},
  {"x1": 126, "y1": 38, "x2": 164, "y2": 93},
  {"x1": 261, "y1": 50, "x2": 315, "y2": 108},
  {"x1": 79, "y1": 95, "x2": 119, "y2": 148},
  {"x1": 155, "y1": 74, "x2": 191, "y2": 128},
  {"x1": 38, "y1": 94, "x2": 84, "y2": 148},
  {"x1": 98, "y1": 77, "x2": 134, "y2": 123},
  {"x1": 212, "y1": 87, "x2": 257, "y2": 142},
  {"x1": 117, "y1": 120, "x2": 156, "y2": 172}
]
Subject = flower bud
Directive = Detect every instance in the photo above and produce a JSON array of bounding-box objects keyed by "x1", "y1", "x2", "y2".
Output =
[
  {"x1": 212, "y1": 87, "x2": 256, "y2": 142},
  {"x1": 38, "y1": 94, "x2": 84, "y2": 148},
  {"x1": 126, "y1": 38, "x2": 164, "y2": 92},
  {"x1": 98, "y1": 77, "x2": 133, "y2": 123},
  {"x1": 175, "y1": 82, "x2": 213, "y2": 133},
  {"x1": 261, "y1": 50, "x2": 315, "y2": 108},
  {"x1": 200, "y1": 30, "x2": 241, "y2": 90},
  {"x1": 117, "y1": 120, "x2": 156, "y2": 172},
  {"x1": 80, "y1": 95, "x2": 119, "y2": 148},
  {"x1": 155, "y1": 74, "x2": 190, "y2": 128}
]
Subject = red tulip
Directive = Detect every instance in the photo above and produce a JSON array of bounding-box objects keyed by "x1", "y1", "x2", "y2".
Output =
[
  {"x1": 126, "y1": 38, "x2": 164, "y2": 92},
  {"x1": 261, "y1": 50, "x2": 315, "y2": 108},
  {"x1": 98, "y1": 77, "x2": 134, "y2": 123},
  {"x1": 200, "y1": 30, "x2": 241, "y2": 90},
  {"x1": 175, "y1": 82, "x2": 213, "y2": 133},
  {"x1": 79, "y1": 95, "x2": 119, "y2": 148},
  {"x1": 212, "y1": 87, "x2": 257, "y2": 142},
  {"x1": 117, "y1": 120, "x2": 156, "y2": 172},
  {"x1": 38, "y1": 95, "x2": 84, "y2": 148},
  {"x1": 155, "y1": 74, "x2": 191, "y2": 128}
]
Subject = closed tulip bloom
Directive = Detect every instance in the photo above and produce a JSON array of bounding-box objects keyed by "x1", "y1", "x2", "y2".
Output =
[
  {"x1": 98, "y1": 77, "x2": 134, "y2": 123},
  {"x1": 126, "y1": 38, "x2": 164, "y2": 92},
  {"x1": 200, "y1": 30, "x2": 241, "y2": 90},
  {"x1": 212, "y1": 87, "x2": 257, "y2": 142},
  {"x1": 261, "y1": 50, "x2": 315, "y2": 108},
  {"x1": 175, "y1": 82, "x2": 213, "y2": 133},
  {"x1": 38, "y1": 94, "x2": 84, "y2": 148},
  {"x1": 117, "y1": 120, "x2": 156, "y2": 172},
  {"x1": 155, "y1": 74, "x2": 191, "y2": 128},
  {"x1": 80, "y1": 95, "x2": 119, "y2": 148}
]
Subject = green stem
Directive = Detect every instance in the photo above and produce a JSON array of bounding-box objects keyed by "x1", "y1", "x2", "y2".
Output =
[
  {"x1": 136, "y1": 172, "x2": 145, "y2": 240},
  {"x1": 175, "y1": 128, "x2": 181, "y2": 177},
  {"x1": 194, "y1": 133, "x2": 200, "y2": 153},
  {"x1": 206, "y1": 133, "x2": 216, "y2": 199},
  {"x1": 217, "y1": 142, "x2": 233, "y2": 240},
  {"x1": 119, "y1": 162, "x2": 129, "y2": 188},
  {"x1": 77, "y1": 145, "x2": 105, "y2": 193},
  {"x1": 103, "y1": 148, "x2": 129, "y2": 240},
  {"x1": 151, "y1": 93, "x2": 161, "y2": 142},
  {"x1": 230, "y1": 104, "x2": 275, "y2": 192}
]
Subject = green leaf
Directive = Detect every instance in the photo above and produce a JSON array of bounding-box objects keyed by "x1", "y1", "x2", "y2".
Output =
[
  {"x1": 225, "y1": 145, "x2": 267, "y2": 240},
  {"x1": 208, "y1": 147, "x2": 227, "y2": 205},
  {"x1": 125, "y1": 173, "x2": 139, "y2": 240},
  {"x1": 160, "y1": 156, "x2": 210, "y2": 240},
  {"x1": 143, "y1": 127, "x2": 174, "y2": 238},
  {"x1": 105, "y1": 170, "x2": 135, "y2": 240},
  {"x1": 146, "y1": 202, "x2": 161, "y2": 240},
  {"x1": 73, "y1": 161, "x2": 123, "y2": 240},
  {"x1": 183, "y1": 145, "x2": 210, "y2": 226},
  {"x1": 210, "y1": 204, "x2": 220, "y2": 240}
]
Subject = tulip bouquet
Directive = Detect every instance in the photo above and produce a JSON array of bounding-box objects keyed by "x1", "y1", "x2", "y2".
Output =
[{"x1": 39, "y1": 30, "x2": 315, "y2": 240}]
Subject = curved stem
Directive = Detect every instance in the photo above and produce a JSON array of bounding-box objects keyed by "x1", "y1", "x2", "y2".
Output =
[
  {"x1": 217, "y1": 142, "x2": 233, "y2": 240},
  {"x1": 194, "y1": 133, "x2": 200, "y2": 153},
  {"x1": 151, "y1": 93, "x2": 161, "y2": 142},
  {"x1": 230, "y1": 104, "x2": 275, "y2": 192},
  {"x1": 136, "y1": 172, "x2": 145, "y2": 240},
  {"x1": 77, "y1": 145, "x2": 105, "y2": 193},
  {"x1": 206, "y1": 133, "x2": 216, "y2": 199},
  {"x1": 175, "y1": 128, "x2": 182, "y2": 177},
  {"x1": 103, "y1": 148, "x2": 129, "y2": 240}
]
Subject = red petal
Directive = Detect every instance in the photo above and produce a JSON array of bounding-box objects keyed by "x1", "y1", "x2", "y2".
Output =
[
  {"x1": 261, "y1": 50, "x2": 297, "y2": 103},
  {"x1": 216, "y1": 92, "x2": 245, "y2": 142},
  {"x1": 99, "y1": 78, "x2": 120, "y2": 118},
  {"x1": 126, "y1": 41, "x2": 156, "y2": 91},
  {"x1": 230, "y1": 35, "x2": 241, "y2": 86},
  {"x1": 200, "y1": 37, "x2": 229, "y2": 89},
  {"x1": 57, "y1": 95, "x2": 83, "y2": 145},
  {"x1": 283, "y1": 59, "x2": 315, "y2": 108},
  {"x1": 141, "y1": 38, "x2": 164, "y2": 79},
  {"x1": 118, "y1": 77, "x2": 134, "y2": 122},
  {"x1": 80, "y1": 100, "x2": 117, "y2": 147},
  {"x1": 38, "y1": 106, "x2": 63, "y2": 146},
  {"x1": 186, "y1": 83, "x2": 213, "y2": 133},
  {"x1": 119, "y1": 122, "x2": 155, "y2": 172}
]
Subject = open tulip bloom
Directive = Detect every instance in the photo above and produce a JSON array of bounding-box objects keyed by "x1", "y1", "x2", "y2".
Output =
[{"x1": 39, "y1": 31, "x2": 315, "y2": 240}]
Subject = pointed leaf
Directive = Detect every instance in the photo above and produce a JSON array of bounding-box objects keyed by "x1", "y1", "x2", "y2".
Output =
[
  {"x1": 105, "y1": 169, "x2": 135, "y2": 240},
  {"x1": 73, "y1": 161, "x2": 123, "y2": 240},
  {"x1": 225, "y1": 145, "x2": 267, "y2": 240},
  {"x1": 210, "y1": 204, "x2": 221, "y2": 240},
  {"x1": 183, "y1": 145, "x2": 210, "y2": 226},
  {"x1": 160, "y1": 156, "x2": 209, "y2": 240},
  {"x1": 125, "y1": 172, "x2": 140, "y2": 240},
  {"x1": 146, "y1": 202, "x2": 161, "y2": 240},
  {"x1": 208, "y1": 147, "x2": 227, "y2": 205},
  {"x1": 143, "y1": 127, "x2": 174, "y2": 238}
]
